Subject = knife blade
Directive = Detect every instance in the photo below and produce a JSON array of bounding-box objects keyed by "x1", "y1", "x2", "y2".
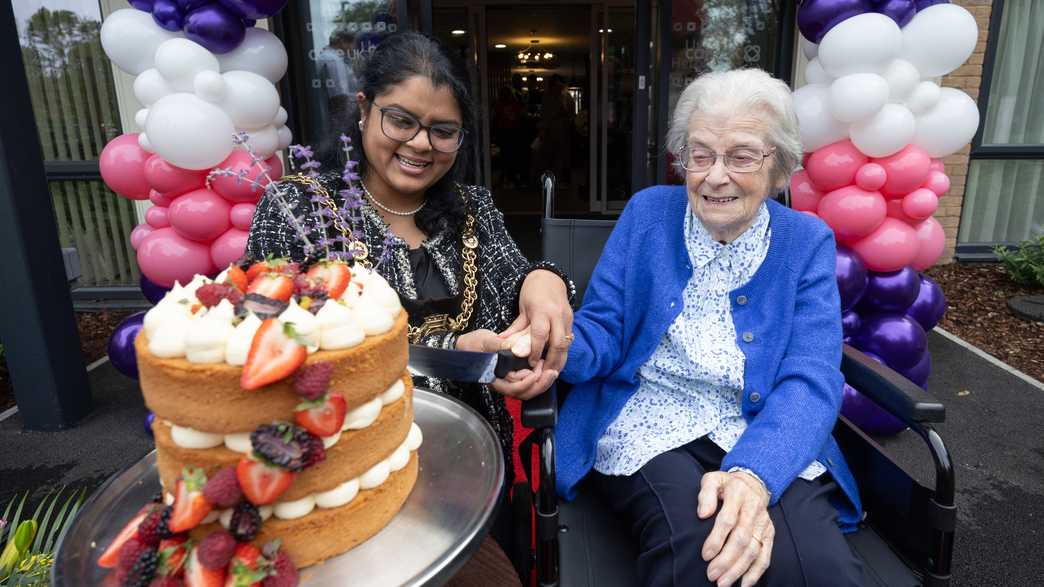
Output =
[{"x1": 407, "y1": 344, "x2": 532, "y2": 383}]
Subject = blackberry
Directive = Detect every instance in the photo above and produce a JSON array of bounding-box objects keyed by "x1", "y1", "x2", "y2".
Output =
[
  {"x1": 241, "y1": 293, "x2": 288, "y2": 320},
  {"x1": 150, "y1": 492, "x2": 164, "y2": 504},
  {"x1": 229, "y1": 502, "x2": 262, "y2": 542},
  {"x1": 299, "y1": 432, "x2": 326, "y2": 469},
  {"x1": 293, "y1": 362, "x2": 333, "y2": 400},
  {"x1": 136, "y1": 507, "x2": 165, "y2": 546},
  {"x1": 155, "y1": 506, "x2": 174, "y2": 540},
  {"x1": 122, "y1": 547, "x2": 158, "y2": 587},
  {"x1": 251, "y1": 423, "x2": 320, "y2": 472}
]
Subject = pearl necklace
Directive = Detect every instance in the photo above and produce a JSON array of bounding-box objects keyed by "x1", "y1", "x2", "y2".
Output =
[{"x1": 361, "y1": 182, "x2": 427, "y2": 216}]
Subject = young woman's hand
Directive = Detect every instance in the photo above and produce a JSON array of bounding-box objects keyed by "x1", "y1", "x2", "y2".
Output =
[{"x1": 455, "y1": 329, "x2": 557, "y2": 400}]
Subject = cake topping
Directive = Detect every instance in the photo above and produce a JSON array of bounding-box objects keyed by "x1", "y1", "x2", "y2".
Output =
[
  {"x1": 227, "y1": 543, "x2": 267, "y2": 586},
  {"x1": 223, "y1": 264, "x2": 249, "y2": 292},
  {"x1": 197, "y1": 530, "x2": 236, "y2": 570},
  {"x1": 294, "y1": 393, "x2": 347, "y2": 437},
  {"x1": 228, "y1": 502, "x2": 262, "y2": 543},
  {"x1": 155, "y1": 535, "x2": 189, "y2": 580},
  {"x1": 239, "y1": 294, "x2": 288, "y2": 321},
  {"x1": 304, "y1": 260, "x2": 351, "y2": 299},
  {"x1": 135, "y1": 507, "x2": 167, "y2": 547},
  {"x1": 225, "y1": 314, "x2": 262, "y2": 367},
  {"x1": 236, "y1": 458, "x2": 295, "y2": 506},
  {"x1": 185, "y1": 300, "x2": 237, "y2": 364},
  {"x1": 292, "y1": 362, "x2": 333, "y2": 400},
  {"x1": 196, "y1": 283, "x2": 244, "y2": 309},
  {"x1": 261, "y1": 548, "x2": 300, "y2": 587},
  {"x1": 240, "y1": 321, "x2": 307, "y2": 390},
  {"x1": 246, "y1": 258, "x2": 299, "y2": 281},
  {"x1": 121, "y1": 543, "x2": 159, "y2": 587},
  {"x1": 247, "y1": 273, "x2": 295, "y2": 302},
  {"x1": 277, "y1": 299, "x2": 320, "y2": 352},
  {"x1": 185, "y1": 545, "x2": 227, "y2": 586},
  {"x1": 169, "y1": 468, "x2": 213, "y2": 534},
  {"x1": 202, "y1": 466, "x2": 242, "y2": 509},
  {"x1": 250, "y1": 423, "x2": 325, "y2": 472},
  {"x1": 98, "y1": 505, "x2": 154, "y2": 569}
]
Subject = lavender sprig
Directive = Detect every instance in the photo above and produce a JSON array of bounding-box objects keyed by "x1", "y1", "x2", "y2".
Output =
[{"x1": 288, "y1": 143, "x2": 332, "y2": 257}]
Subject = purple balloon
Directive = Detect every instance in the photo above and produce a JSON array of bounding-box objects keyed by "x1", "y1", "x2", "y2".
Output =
[
  {"x1": 914, "y1": 0, "x2": 949, "y2": 8},
  {"x1": 798, "y1": 0, "x2": 872, "y2": 44},
  {"x1": 875, "y1": 0, "x2": 917, "y2": 27},
  {"x1": 129, "y1": 0, "x2": 156, "y2": 11},
  {"x1": 852, "y1": 314, "x2": 927, "y2": 371},
  {"x1": 108, "y1": 311, "x2": 146, "y2": 379},
  {"x1": 216, "y1": 0, "x2": 288, "y2": 20},
  {"x1": 177, "y1": 0, "x2": 212, "y2": 11},
  {"x1": 906, "y1": 275, "x2": 946, "y2": 332},
  {"x1": 145, "y1": 411, "x2": 156, "y2": 436},
  {"x1": 860, "y1": 267, "x2": 921, "y2": 314},
  {"x1": 836, "y1": 246, "x2": 869, "y2": 312},
  {"x1": 140, "y1": 274, "x2": 171, "y2": 305},
  {"x1": 842, "y1": 310, "x2": 862, "y2": 343},
  {"x1": 152, "y1": 0, "x2": 185, "y2": 31},
  {"x1": 896, "y1": 349, "x2": 931, "y2": 387},
  {"x1": 841, "y1": 383, "x2": 906, "y2": 435},
  {"x1": 185, "y1": 4, "x2": 247, "y2": 54}
]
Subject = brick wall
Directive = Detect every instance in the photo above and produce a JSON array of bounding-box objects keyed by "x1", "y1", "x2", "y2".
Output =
[{"x1": 937, "y1": 0, "x2": 994, "y2": 262}]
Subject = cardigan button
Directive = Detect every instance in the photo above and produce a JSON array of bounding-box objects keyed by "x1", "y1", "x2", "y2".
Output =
[
  {"x1": 736, "y1": 295, "x2": 748, "y2": 305},
  {"x1": 749, "y1": 391, "x2": 761, "y2": 403},
  {"x1": 742, "y1": 331, "x2": 754, "y2": 343}
]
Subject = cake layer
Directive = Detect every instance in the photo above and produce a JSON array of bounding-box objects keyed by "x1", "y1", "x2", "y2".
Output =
[
  {"x1": 154, "y1": 391, "x2": 413, "y2": 501},
  {"x1": 137, "y1": 310, "x2": 408, "y2": 432},
  {"x1": 190, "y1": 454, "x2": 419, "y2": 569}
]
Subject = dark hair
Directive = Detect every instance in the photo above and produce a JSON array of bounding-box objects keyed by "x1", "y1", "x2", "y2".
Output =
[{"x1": 319, "y1": 32, "x2": 473, "y2": 238}]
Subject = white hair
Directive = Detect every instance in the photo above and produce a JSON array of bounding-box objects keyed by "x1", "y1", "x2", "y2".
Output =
[{"x1": 666, "y1": 68, "x2": 802, "y2": 187}]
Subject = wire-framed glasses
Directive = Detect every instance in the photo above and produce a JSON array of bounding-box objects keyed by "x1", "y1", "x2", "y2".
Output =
[
  {"x1": 374, "y1": 105, "x2": 465, "y2": 153},
  {"x1": 679, "y1": 145, "x2": 775, "y2": 173}
]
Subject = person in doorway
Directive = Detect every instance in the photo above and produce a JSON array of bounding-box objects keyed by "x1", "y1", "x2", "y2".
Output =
[
  {"x1": 317, "y1": 28, "x2": 360, "y2": 122},
  {"x1": 536, "y1": 74, "x2": 574, "y2": 184},
  {"x1": 493, "y1": 84, "x2": 526, "y2": 188}
]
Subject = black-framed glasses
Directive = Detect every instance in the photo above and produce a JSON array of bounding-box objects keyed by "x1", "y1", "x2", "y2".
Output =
[
  {"x1": 373, "y1": 105, "x2": 465, "y2": 153},
  {"x1": 679, "y1": 145, "x2": 775, "y2": 173}
]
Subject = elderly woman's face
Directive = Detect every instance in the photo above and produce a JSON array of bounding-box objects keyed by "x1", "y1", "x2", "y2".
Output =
[{"x1": 684, "y1": 112, "x2": 780, "y2": 242}]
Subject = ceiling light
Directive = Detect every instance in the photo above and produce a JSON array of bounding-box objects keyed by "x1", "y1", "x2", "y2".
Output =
[
  {"x1": 536, "y1": 77, "x2": 544, "y2": 82},
  {"x1": 494, "y1": 43, "x2": 506, "y2": 49},
  {"x1": 451, "y1": 29, "x2": 466, "y2": 36},
  {"x1": 521, "y1": 76, "x2": 528, "y2": 81}
]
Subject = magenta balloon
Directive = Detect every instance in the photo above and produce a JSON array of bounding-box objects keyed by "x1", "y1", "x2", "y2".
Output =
[
  {"x1": 217, "y1": 0, "x2": 289, "y2": 20},
  {"x1": 144, "y1": 155, "x2": 208, "y2": 196},
  {"x1": 841, "y1": 383, "x2": 906, "y2": 435},
  {"x1": 145, "y1": 205, "x2": 170, "y2": 228},
  {"x1": 210, "y1": 151, "x2": 273, "y2": 203},
  {"x1": 835, "y1": 246, "x2": 868, "y2": 312},
  {"x1": 851, "y1": 218, "x2": 919, "y2": 272},
  {"x1": 911, "y1": 217, "x2": 946, "y2": 271},
  {"x1": 901, "y1": 188, "x2": 939, "y2": 221},
  {"x1": 922, "y1": 170, "x2": 951, "y2": 196},
  {"x1": 210, "y1": 228, "x2": 249, "y2": 269},
  {"x1": 137, "y1": 227, "x2": 216, "y2": 287},
  {"x1": 906, "y1": 274, "x2": 946, "y2": 331},
  {"x1": 229, "y1": 203, "x2": 256, "y2": 230},
  {"x1": 107, "y1": 311, "x2": 146, "y2": 379},
  {"x1": 855, "y1": 163, "x2": 888, "y2": 192},
  {"x1": 806, "y1": 140, "x2": 868, "y2": 192},
  {"x1": 860, "y1": 267, "x2": 921, "y2": 314},
  {"x1": 168, "y1": 188, "x2": 232, "y2": 242},
  {"x1": 876, "y1": 145, "x2": 932, "y2": 198},
  {"x1": 790, "y1": 170, "x2": 823, "y2": 212},
  {"x1": 99, "y1": 134, "x2": 151, "y2": 199},
  {"x1": 129, "y1": 223, "x2": 154, "y2": 250},
  {"x1": 149, "y1": 189, "x2": 174, "y2": 207},
  {"x1": 798, "y1": 0, "x2": 872, "y2": 44},
  {"x1": 184, "y1": 4, "x2": 247, "y2": 54},
  {"x1": 818, "y1": 186, "x2": 887, "y2": 243},
  {"x1": 852, "y1": 314, "x2": 927, "y2": 371}
]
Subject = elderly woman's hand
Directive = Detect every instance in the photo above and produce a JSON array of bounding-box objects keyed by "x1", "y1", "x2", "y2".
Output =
[
  {"x1": 504, "y1": 269, "x2": 573, "y2": 372},
  {"x1": 698, "y1": 470, "x2": 774, "y2": 587},
  {"x1": 456, "y1": 329, "x2": 558, "y2": 400}
]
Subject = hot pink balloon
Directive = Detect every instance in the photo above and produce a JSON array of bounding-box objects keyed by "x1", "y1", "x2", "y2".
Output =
[
  {"x1": 210, "y1": 228, "x2": 249, "y2": 269},
  {"x1": 877, "y1": 145, "x2": 931, "y2": 198},
  {"x1": 790, "y1": 170, "x2": 822, "y2": 212},
  {"x1": 145, "y1": 205, "x2": 170, "y2": 228},
  {"x1": 855, "y1": 163, "x2": 888, "y2": 192},
  {"x1": 922, "y1": 170, "x2": 951, "y2": 195},
  {"x1": 229, "y1": 203, "x2": 256, "y2": 230},
  {"x1": 149, "y1": 189, "x2": 174, "y2": 207},
  {"x1": 99, "y1": 133, "x2": 151, "y2": 199},
  {"x1": 168, "y1": 188, "x2": 232, "y2": 242},
  {"x1": 144, "y1": 155, "x2": 208, "y2": 197},
  {"x1": 902, "y1": 188, "x2": 939, "y2": 221},
  {"x1": 210, "y1": 151, "x2": 280, "y2": 203},
  {"x1": 129, "y1": 223, "x2": 154, "y2": 250},
  {"x1": 817, "y1": 186, "x2": 887, "y2": 243},
  {"x1": 911, "y1": 217, "x2": 946, "y2": 271},
  {"x1": 137, "y1": 227, "x2": 216, "y2": 287},
  {"x1": 805, "y1": 140, "x2": 868, "y2": 192},
  {"x1": 851, "y1": 218, "x2": 919, "y2": 272},
  {"x1": 886, "y1": 199, "x2": 917, "y2": 225}
]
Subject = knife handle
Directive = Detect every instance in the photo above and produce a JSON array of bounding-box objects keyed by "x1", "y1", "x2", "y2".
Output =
[{"x1": 494, "y1": 350, "x2": 533, "y2": 379}]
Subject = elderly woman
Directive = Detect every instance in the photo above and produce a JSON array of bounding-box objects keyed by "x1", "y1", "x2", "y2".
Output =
[{"x1": 554, "y1": 69, "x2": 864, "y2": 586}]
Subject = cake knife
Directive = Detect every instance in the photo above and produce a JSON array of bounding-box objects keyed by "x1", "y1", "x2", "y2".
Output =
[{"x1": 407, "y1": 345, "x2": 533, "y2": 384}]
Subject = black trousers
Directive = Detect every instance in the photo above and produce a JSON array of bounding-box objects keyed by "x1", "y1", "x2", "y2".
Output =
[{"x1": 594, "y1": 436, "x2": 864, "y2": 587}]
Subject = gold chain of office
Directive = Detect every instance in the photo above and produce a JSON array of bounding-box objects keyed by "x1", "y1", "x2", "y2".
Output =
[{"x1": 280, "y1": 174, "x2": 478, "y2": 344}]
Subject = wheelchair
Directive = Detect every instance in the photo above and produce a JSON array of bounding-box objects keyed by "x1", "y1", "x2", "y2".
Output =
[{"x1": 510, "y1": 173, "x2": 956, "y2": 587}]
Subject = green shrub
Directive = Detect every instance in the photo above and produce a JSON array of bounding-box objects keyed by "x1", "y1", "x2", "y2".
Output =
[
  {"x1": 994, "y1": 235, "x2": 1044, "y2": 288},
  {"x1": 0, "y1": 488, "x2": 85, "y2": 586}
]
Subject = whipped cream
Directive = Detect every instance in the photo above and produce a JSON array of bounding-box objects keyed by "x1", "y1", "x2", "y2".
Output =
[
  {"x1": 225, "y1": 313, "x2": 262, "y2": 366},
  {"x1": 170, "y1": 424, "x2": 224, "y2": 449},
  {"x1": 185, "y1": 300, "x2": 236, "y2": 364},
  {"x1": 315, "y1": 301, "x2": 365, "y2": 350},
  {"x1": 342, "y1": 396, "x2": 382, "y2": 430},
  {"x1": 278, "y1": 298, "x2": 320, "y2": 352}
]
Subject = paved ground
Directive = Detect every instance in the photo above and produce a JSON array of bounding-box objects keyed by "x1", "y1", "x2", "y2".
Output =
[{"x1": 1, "y1": 330, "x2": 1042, "y2": 585}]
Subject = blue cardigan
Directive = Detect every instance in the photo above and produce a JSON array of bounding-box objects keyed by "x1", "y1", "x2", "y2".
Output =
[{"x1": 558, "y1": 186, "x2": 862, "y2": 531}]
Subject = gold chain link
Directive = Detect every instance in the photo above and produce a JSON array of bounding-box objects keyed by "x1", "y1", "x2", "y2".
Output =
[{"x1": 281, "y1": 174, "x2": 371, "y2": 266}]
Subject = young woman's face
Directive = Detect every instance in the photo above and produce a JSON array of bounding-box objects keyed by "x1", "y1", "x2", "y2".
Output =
[{"x1": 358, "y1": 76, "x2": 463, "y2": 199}]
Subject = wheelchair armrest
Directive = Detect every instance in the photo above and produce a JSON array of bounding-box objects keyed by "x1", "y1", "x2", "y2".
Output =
[
  {"x1": 841, "y1": 344, "x2": 945, "y2": 424},
  {"x1": 522, "y1": 384, "x2": 558, "y2": 429}
]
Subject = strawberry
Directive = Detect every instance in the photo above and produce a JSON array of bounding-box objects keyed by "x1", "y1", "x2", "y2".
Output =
[
  {"x1": 246, "y1": 274, "x2": 294, "y2": 302},
  {"x1": 225, "y1": 265, "x2": 249, "y2": 292},
  {"x1": 185, "y1": 547, "x2": 226, "y2": 587},
  {"x1": 157, "y1": 536, "x2": 190, "y2": 578},
  {"x1": 98, "y1": 505, "x2": 153, "y2": 568},
  {"x1": 294, "y1": 393, "x2": 346, "y2": 437},
  {"x1": 169, "y1": 468, "x2": 213, "y2": 533},
  {"x1": 236, "y1": 457, "x2": 295, "y2": 506},
  {"x1": 246, "y1": 259, "x2": 299, "y2": 282},
  {"x1": 305, "y1": 261, "x2": 351, "y2": 299},
  {"x1": 224, "y1": 543, "x2": 267, "y2": 587},
  {"x1": 240, "y1": 320, "x2": 307, "y2": 390}
]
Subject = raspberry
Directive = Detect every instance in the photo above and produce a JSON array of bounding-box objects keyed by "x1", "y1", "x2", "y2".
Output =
[
  {"x1": 251, "y1": 423, "x2": 324, "y2": 472},
  {"x1": 123, "y1": 547, "x2": 159, "y2": 587},
  {"x1": 117, "y1": 538, "x2": 149, "y2": 578},
  {"x1": 197, "y1": 530, "x2": 237, "y2": 570},
  {"x1": 136, "y1": 508, "x2": 165, "y2": 546},
  {"x1": 196, "y1": 283, "x2": 244, "y2": 308},
  {"x1": 203, "y1": 466, "x2": 242, "y2": 508},
  {"x1": 228, "y1": 502, "x2": 262, "y2": 542},
  {"x1": 293, "y1": 362, "x2": 333, "y2": 400},
  {"x1": 261, "y1": 549, "x2": 300, "y2": 587}
]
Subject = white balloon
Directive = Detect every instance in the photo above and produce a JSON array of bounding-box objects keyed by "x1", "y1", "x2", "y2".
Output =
[
  {"x1": 829, "y1": 74, "x2": 889, "y2": 123},
  {"x1": 100, "y1": 9, "x2": 181, "y2": 76},
  {"x1": 134, "y1": 108, "x2": 149, "y2": 130},
  {"x1": 194, "y1": 71, "x2": 226, "y2": 103},
  {"x1": 850, "y1": 104, "x2": 916, "y2": 158},
  {"x1": 277, "y1": 125, "x2": 293, "y2": 150},
  {"x1": 819, "y1": 13, "x2": 902, "y2": 78},
  {"x1": 220, "y1": 71, "x2": 281, "y2": 130},
  {"x1": 155, "y1": 39, "x2": 220, "y2": 93},
  {"x1": 906, "y1": 81, "x2": 941, "y2": 115},
  {"x1": 901, "y1": 4, "x2": 978, "y2": 78},
  {"x1": 800, "y1": 34, "x2": 818, "y2": 60},
  {"x1": 138, "y1": 133, "x2": 154, "y2": 152},
  {"x1": 133, "y1": 68, "x2": 173, "y2": 107},
  {"x1": 216, "y1": 28, "x2": 289, "y2": 84},
  {"x1": 805, "y1": 58, "x2": 832, "y2": 86},
  {"x1": 145, "y1": 93, "x2": 235, "y2": 170},
  {"x1": 274, "y1": 107, "x2": 288, "y2": 127},
  {"x1": 913, "y1": 88, "x2": 980, "y2": 158},
  {"x1": 883, "y1": 60, "x2": 920, "y2": 103},
  {"x1": 793, "y1": 84, "x2": 849, "y2": 152},
  {"x1": 238, "y1": 125, "x2": 280, "y2": 158}
]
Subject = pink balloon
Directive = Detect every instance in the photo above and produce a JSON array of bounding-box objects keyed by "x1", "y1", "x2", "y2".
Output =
[
  {"x1": 817, "y1": 186, "x2": 887, "y2": 243},
  {"x1": 790, "y1": 170, "x2": 822, "y2": 212},
  {"x1": 145, "y1": 205, "x2": 170, "y2": 228},
  {"x1": 210, "y1": 228, "x2": 249, "y2": 269},
  {"x1": 877, "y1": 145, "x2": 931, "y2": 198},
  {"x1": 99, "y1": 133, "x2": 151, "y2": 199},
  {"x1": 886, "y1": 199, "x2": 917, "y2": 225},
  {"x1": 229, "y1": 203, "x2": 257, "y2": 230},
  {"x1": 129, "y1": 223, "x2": 154, "y2": 250},
  {"x1": 149, "y1": 189, "x2": 174, "y2": 207},
  {"x1": 929, "y1": 159, "x2": 945, "y2": 172},
  {"x1": 855, "y1": 163, "x2": 888, "y2": 192},
  {"x1": 805, "y1": 140, "x2": 868, "y2": 192},
  {"x1": 137, "y1": 227, "x2": 216, "y2": 288},
  {"x1": 144, "y1": 155, "x2": 208, "y2": 197},
  {"x1": 210, "y1": 151, "x2": 280, "y2": 203},
  {"x1": 911, "y1": 217, "x2": 946, "y2": 271},
  {"x1": 851, "y1": 218, "x2": 919, "y2": 272},
  {"x1": 922, "y1": 170, "x2": 951, "y2": 195},
  {"x1": 168, "y1": 188, "x2": 232, "y2": 242},
  {"x1": 266, "y1": 155, "x2": 283, "y2": 180},
  {"x1": 902, "y1": 188, "x2": 939, "y2": 221}
]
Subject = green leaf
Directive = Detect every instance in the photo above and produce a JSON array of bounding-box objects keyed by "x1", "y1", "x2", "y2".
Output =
[{"x1": 30, "y1": 491, "x2": 58, "y2": 554}]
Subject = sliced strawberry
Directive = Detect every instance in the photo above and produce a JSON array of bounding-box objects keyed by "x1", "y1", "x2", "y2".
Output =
[
  {"x1": 295, "y1": 393, "x2": 347, "y2": 437},
  {"x1": 246, "y1": 259, "x2": 298, "y2": 282},
  {"x1": 246, "y1": 273, "x2": 294, "y2": 302},
  {"x1": 98, "y1": 505, "x2": 153, "y2": 568},
  {"x1": 169, "y1": 468, "x2": 213, "y2": 533},
  {"x1": 240, "y1": 320, "x2": 307, "y2": 390},
  {"x1": 185, "y1": 546, "x2": 227, "y2": 587},
  {"x1": 306, "y1": 261, "x2": 351, "y2": 299},
  {"x1": 236, "y1": 457, "x2": 295, "y2": 505},
  {"x1": 225, "y1": 265, "x2": 249, "y2": 292},
  {"x1": 157, "y1": 535, "x2": 189, "y2": 577},
  {"x1": 224, "y1": 543, "x2": 268, "y2": 587}
]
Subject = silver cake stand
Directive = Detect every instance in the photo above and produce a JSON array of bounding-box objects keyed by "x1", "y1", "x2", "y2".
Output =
[{"x1": 52, "y1": 389, "x2": 505, "y2": 586}]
